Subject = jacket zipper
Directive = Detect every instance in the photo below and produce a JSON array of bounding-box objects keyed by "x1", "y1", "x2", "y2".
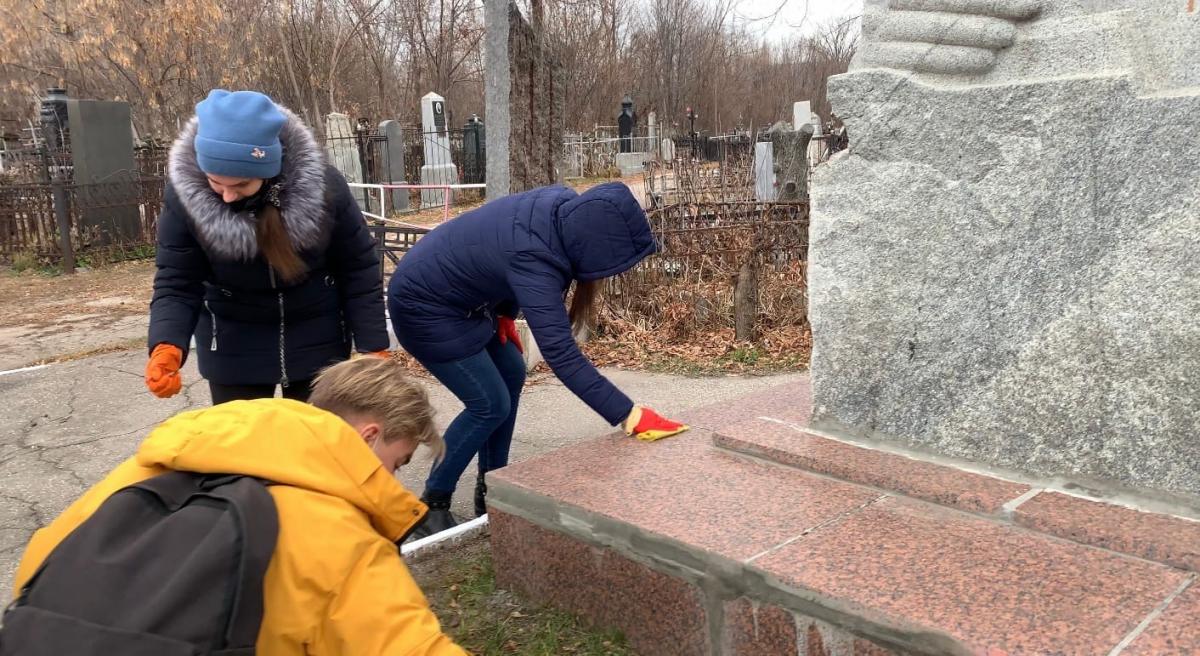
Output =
[
  {"x1": 269, "y1": 266, "x2": 289, "y2": 388},
  {"x1": 205, "y1": 300, "x2": 218, "y2": 351}
]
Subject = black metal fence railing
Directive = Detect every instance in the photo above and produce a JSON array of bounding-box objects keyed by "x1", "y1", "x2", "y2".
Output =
[
  {"x1": 0, "y1": 174, "x2": 164, "y2": 262},
  {"x1": 402, "y1": 127, "x2": 485, "y2": 186}
]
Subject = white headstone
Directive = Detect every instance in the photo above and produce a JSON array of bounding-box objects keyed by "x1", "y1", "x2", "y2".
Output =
[
  {"x1": 647, "y1": 112, "x2": 657, "y2": 154},
  {"x1": 661, "y1": 138, "x2": 676, "y2": 162},
  {"x1": 754, "y1": 142, "x2": 775, "y2": 202},
  {"x1": 419, "y1": 92, "x2": 459, "y2": 208},
  {"x1": 325, "y1": 113, "x2": 366, "y2": 207},
  {"x1": 792, "y1": 101, "x2": 813, "y2": 131}
]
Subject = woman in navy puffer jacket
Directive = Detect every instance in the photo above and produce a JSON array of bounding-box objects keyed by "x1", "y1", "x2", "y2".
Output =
[{"x1": 389, "y1": 182, "x2": 687, "y2": 538}]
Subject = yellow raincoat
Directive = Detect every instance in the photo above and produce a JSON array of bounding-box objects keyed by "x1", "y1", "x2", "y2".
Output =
[{"x1": 11, "y1": 399, "x2": 468, "y2": 656}]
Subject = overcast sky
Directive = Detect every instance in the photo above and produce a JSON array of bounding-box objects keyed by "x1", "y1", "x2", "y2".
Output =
[{"x1": 730, "y1": 0, "x2": 864, "y2": 41}]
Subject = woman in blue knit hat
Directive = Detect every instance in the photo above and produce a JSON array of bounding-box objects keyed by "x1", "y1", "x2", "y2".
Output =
[{"x1": 144, "y1": 90, "x2": 389, "y2": 403}]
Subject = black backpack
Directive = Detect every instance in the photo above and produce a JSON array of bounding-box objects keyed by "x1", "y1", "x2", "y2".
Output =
[{"x1": 0, "y1": 472, "x2": 278, "y2": 656}]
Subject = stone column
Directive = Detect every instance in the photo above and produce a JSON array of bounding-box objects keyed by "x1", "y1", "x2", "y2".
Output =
[{"x1": 484, "y1": 0, "x2": 512, "y2": 200}]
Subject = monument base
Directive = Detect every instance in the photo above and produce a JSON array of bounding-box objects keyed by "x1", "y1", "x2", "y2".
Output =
[
  {"x1": 488, "y1": 382, "x2": 1200, "y2": 655},
  {"x1": 615, "y1": 152, "x2": 650, "y2": 176},
  {"x1": 419, "y1": 164, "x2": 459, "y2": 208}
]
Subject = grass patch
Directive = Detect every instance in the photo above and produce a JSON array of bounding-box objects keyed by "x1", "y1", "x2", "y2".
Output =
[{"x1": 414, "y1": 539, "x2": 633, "y2": 656}]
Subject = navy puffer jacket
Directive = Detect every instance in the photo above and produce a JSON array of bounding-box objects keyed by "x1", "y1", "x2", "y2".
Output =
[
  {"x1": 148, "y1": 110, "x2": 387, "y2": 386},
  {"x1": 387, "y1": 183, "x2": 655, "y2": 425}
]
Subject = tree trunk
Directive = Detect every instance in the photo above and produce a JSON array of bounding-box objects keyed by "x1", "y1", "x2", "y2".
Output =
[{"x1": 734, "y1": 258, "x2": 758, "y2": 341}]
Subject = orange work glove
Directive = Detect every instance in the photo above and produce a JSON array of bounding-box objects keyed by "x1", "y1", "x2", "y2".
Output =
[
  {"x1": 497, "y1": 316, "x2": 524, "y2": 354},
  {"x1": 623, "y1": 405, "x2": 689, "y2": 442},
  {"x1": 368, "y1": 350, "x2": 391, "y2": 359},
  {"x1": 144, "y1": 343, "x2": 183, "y2": 399}
]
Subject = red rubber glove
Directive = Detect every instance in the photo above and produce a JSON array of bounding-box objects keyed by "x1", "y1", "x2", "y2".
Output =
[
  {"x1": 497, "y1": 316, "x2": 524, "y2": 354},
  {"x1": 623, "y1": 406, "x2": 689, "y2": 442},
  {"x1": 145, "y1": 343, "x2": 183, "y2": 399}
]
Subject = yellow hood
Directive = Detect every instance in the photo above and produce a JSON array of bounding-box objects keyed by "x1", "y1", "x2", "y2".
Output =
[{"x1": 136, "y1": 399, "x2": 424, "y2": 541}]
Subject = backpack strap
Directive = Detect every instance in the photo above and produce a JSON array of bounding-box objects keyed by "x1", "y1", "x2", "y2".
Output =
[{"x1": 132, "y1": 472, "x2": 278, "y2": 650}]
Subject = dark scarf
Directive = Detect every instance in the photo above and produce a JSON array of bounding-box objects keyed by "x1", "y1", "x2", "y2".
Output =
[{"x1": 227, "y1": 177, "x2": 283, "y2": 214}]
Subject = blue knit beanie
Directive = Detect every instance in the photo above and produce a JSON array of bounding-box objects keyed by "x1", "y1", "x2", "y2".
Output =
[{"x1": 193, "y1": 90, "x2": 285, "y2": 179}]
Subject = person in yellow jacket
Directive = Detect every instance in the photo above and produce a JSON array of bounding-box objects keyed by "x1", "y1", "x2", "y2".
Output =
[{"x1": 10, "y1": 356, "x2": 468, "y2": 656}]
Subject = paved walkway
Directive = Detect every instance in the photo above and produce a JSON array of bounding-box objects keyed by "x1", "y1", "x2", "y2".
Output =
[{"x1": 0, "y1": 347, "x2": 804, "y2": 595}]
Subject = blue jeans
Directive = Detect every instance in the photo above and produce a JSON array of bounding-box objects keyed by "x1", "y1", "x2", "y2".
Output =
[{"x1": 420, "y1": 335, "x2": 526, "y2": 495}]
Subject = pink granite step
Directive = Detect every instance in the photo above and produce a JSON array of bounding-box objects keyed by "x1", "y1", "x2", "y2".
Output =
[
  {"x1": 713, "y1": 416, "x2": 1200, "y2": 574},
  {"x1": 487, "y1": 384, "x2": 1200, "y2": 655},
  {"x1": 713, "y1": 417, "x2": 1030, "y2": 515}
]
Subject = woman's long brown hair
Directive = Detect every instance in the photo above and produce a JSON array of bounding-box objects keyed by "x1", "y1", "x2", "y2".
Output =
[
  {"x1": 568, "y1": 279, "x2": 601, "y2": 334},
  {"x1": 256, "y1": 204, "x2": 308, "y2": 283}
]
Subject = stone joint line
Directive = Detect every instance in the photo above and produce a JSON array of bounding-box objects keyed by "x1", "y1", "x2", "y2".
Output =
[
  {"x1": 1107, "y1": 573, "x2": 1196, "y2": 656},
  {"x1": 746, "y1": 494, "x2": 890, "y2": 564},
  {"x1": 1001, "y1": 487, "x2": 1044, "y2": 515}
]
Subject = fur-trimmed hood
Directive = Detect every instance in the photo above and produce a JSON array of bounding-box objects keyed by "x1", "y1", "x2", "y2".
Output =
[{"x1": 168, "y1": 107, "x2": 329, "y2": 261}]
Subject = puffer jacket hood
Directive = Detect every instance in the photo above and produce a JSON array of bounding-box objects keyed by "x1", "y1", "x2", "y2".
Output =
[
  {"x1": 387, "y1": 182, "x2": 654, "y2": 425},
  {"x1": 135, "y1": 399, "x2": 421, "y2": 542},
  {"x1": 556, "y1": 182, "x2": 657, "y2": 281}
]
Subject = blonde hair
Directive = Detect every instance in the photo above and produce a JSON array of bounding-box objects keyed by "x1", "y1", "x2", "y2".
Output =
[{"x1": 308, "y1": 357, "x2": 444, "y2": 463}]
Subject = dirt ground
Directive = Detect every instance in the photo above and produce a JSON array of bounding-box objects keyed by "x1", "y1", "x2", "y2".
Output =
[{"x1": 0, "y1": 260, "x2": 156, "y2": 369}]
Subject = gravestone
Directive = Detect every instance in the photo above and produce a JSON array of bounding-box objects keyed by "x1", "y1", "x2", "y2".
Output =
[
  {"x1": 661, "y1": 138, "x2": 675, "y2": 162},
  {"x1": 753, "y1": 142, "x2": 774, "y2": 202},
  {"x1": 484, "y1": 0, "x2": 565, "y2": 198},
  {"x1": 792, "y1": 101, "x2": 813, "y2": 133},
  {"x1": 377, "y1": 120, "x2": 409, "y2": 213},
  {"x1": 66, "y1": 99, "x2": 140, "y2": 243},
  {"x1": 462, "y1": 115, "x2": 486, "y2": 185},
  {"x1": 770, "y1": 123, "x2": 813, "y2": 202},
  {"x1": 810, "y1": 0, "x2": 1200, "y2": 506},
  {"x1": 614, "y1": 152, "x2": 648, "y2": 176},
  {"x1": 324, "y1": 113, "x2": 366, "y2": 207},
  {"x1": 647, "y1": 111, "x2": 657, "y2": 155},
  {"x1": 419, "y1": 92, "x2": 458, "y2": 207},
  {"x1": 617, "y1": 96, "x2": 636, "y2": 154}
]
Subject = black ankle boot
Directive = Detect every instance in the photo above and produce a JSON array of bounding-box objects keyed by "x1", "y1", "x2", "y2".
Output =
[
  {"x1": 474, "y1": 472, "x2": 488, "y2": 517},
  {"x1": 409, "y1": 492, "x2": 458, "y2": 542}
]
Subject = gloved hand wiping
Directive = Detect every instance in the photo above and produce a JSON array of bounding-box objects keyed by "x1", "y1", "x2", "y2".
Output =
[{"x1": 623, "y1": 405, "x2": 689, "y2": 442}]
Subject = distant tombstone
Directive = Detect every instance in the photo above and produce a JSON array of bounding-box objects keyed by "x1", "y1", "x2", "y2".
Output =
[
  {"x1": 661, "y1": 138, "x2": 676, "y2": 162},
  {"x1": 792, "y1": 101, "x2": 813, "y2": 131},
  {"x1": 419, "y1": 92, "x2": 458, "y2": 207},
  {"x1": 462, "y1": 115, "x2": 486, "y2": 185},
  {"x1": 325, "y1": 113, "x2": 366, "y2": 207},
  {"x1": 67, "y1": 99, "x2": 140, "y2": 243},
  {"x1": 377, "y1": 120, "x2": 409, "y2": 213},
  {"x1": 753, "y1": 141, "x2": 775, "y2": 202},
  {"x1": 647, "y1": 111, "x2": 657, "y2": 154},
  {"x1": 617, "y1": 95, "x2": 636, "y2": 153},
  {"x1": 40, "y1": 88, "x2": 70, "y2": 150}
]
